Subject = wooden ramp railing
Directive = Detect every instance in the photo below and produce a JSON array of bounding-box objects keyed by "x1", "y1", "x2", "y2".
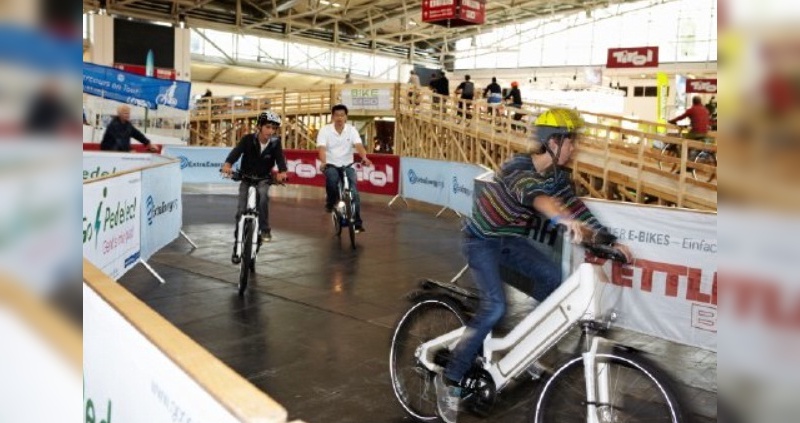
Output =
[{"x1": 190, "y1": 83, "x2": 717, "y2": 210}]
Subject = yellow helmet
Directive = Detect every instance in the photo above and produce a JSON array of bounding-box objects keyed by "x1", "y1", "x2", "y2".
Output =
[{"x1": 533, "y1": 108, "x2": 584, "y2": 142}]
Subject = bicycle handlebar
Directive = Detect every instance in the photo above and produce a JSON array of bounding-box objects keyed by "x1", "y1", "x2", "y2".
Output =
[
  {"x1": 323, "y1": 162, "x2": 357, "y2": 170},
  {"x1": 582, "y1": 242, "x2": 629, "y2": 264},
  {"x1": 221, "y1": 170, "x2": 286, "y2": 185}
]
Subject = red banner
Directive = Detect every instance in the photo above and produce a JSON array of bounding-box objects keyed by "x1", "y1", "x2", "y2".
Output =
[
  {"x1": 457, "y1": 0, "x2": 486, "y2": 24},
  {"x1": 606, "y1": 46, "x2": 659, "y2": 68},
  {"x1": 422, "y1": 0, "x2": 457, "y2": 22},
  {"x1": 422, "y1": 0, "x2": 485, "y2": 25},
  {"x1": 284, "y1": 150, "x2": 399, "y2": 196},
  {"x1": 685, "y1": 79, "x2": 717, "y2": 93},
  {"x1": 113, "y1": 63, "x2": 177, "y2": 80}
]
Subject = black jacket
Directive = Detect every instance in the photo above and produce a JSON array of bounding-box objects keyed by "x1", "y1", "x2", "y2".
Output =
[
  {"x1": 100, "y1": 117, "x2": 151, "y2": 151},
  {"x1": 504, "y1": 87, "x2": 522, "y2": 106},
  {"x1": 225, "y1": 133, "x2": 288, "y2": 178}
]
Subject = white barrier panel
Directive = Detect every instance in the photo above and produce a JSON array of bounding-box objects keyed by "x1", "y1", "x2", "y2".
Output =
[
  {"x1": 83, "y1": 172, "x2": 142, "y2": 280},
  {"x1": 162, "y1": 146, "x2": 234, "y2": 184},
  {"x1": 573, "y1": 200, "x2": 717, "y2": 351},
  {"x1": 84, "y1": 283, "x2": 247, "y2": 423},
  {"x1": 140, "y1": 162, "x2": 183, "y2": 260},
  {"x1": 82, "y1": 152, "x2": 155, "y2": 180},
  {"x1": 400, "y1": 157, "x2": 485, "y2": 215}
]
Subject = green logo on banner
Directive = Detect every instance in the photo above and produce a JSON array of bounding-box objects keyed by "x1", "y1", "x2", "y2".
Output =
[
  {"x1": 83, "y1": 186, "x2": 137, "y2": 247},
  {"x1": 85, "y1": 396, "x2": 112, "y2": 423}
]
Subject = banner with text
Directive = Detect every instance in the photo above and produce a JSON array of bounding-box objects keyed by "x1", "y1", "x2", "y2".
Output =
[
  {"x1": 572, "y1": 200, "x2": 717, "y2": 350},
  {"x1": 83, "y1": 151, "x2": 159, "y2": 180},
  {"x1": 163, "y1": 146, "x2": 400, "y2": 195},
  {"x1": 448, "y1": 162, "x2": 489, "y2": 215},
  {"x1": 83, "y1": 172, "x2": 142, "y2": 280},
  {"x1": 340, "y1": 88, "x2": 392, "y2": 110},
  {"x1": 140, "y1": 162, "x2": 183, "y2": 260},
  {"x1": 400, "y1": 157, "x2": 485, "y2": 215},
  {"x1": 84, "y1": 284, "x2": 247, "y2": 423},
  {"x1": 83, "y1": 62, "x2": 192, "y2": 110}
]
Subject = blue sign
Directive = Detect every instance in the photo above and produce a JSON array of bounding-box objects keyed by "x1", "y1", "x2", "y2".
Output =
[
  {"x1": 401, "y1": 158, "x2": 448, "y2": 207},
  {"x1": 83, "y1": 62, "x2": 192, "y2": 110},
  {"x1": 162, "y1": 146, "x2": 236, "y2": 184}
]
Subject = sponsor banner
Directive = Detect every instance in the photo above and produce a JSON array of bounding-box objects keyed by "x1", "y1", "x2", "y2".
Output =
[
  {"x1": 83, "y1": 62, "x2": 191, "y2": 110},
  {"x1": 606, "y1": 46, "x2": 659, "y2": 68},
  {"x1": 162, "y1": 146, "x2": 232, "y2": 184},
  {"x1": 401, "y1": 157, "x2": 448, "y2": 206},
  {"x1": 140, "y1": 162, "x2": 182, "y2": 260},
  {"x1": 284, "y1": 150, "x2": 400, "y2": 195},
  {"x1": 340, "y1": 88, "x2": 392, "y2": 110},
  {"x1": 686, "y1": 78, "x2": 717, "y2": 93},
  {"x1": 83, "y1": 172, "x2": 142, "y2": 280},
  {"x1": 448, "y1": 162, "x2": 487, "y2": 216},
  {"x1": 458, "y1": 0, "x2": 486, "y2": 24},
  {"x1": 84, "y1": 284, "x2": 245, "y2": 423},
  {"x1": 82, "y1": 151, "x2": 155, "y2": 180},
  {"x1": 572, "y1": 200, "x2": 717, "y2": 350},
  {"x1": 422, "y1": 0, "x2": 457, "y2": 21}
]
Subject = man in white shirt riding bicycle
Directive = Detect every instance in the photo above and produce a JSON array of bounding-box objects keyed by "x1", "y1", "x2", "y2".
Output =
[
  {"x1": 317, "y1": 104, "x2": 372, "y2": 233},
  {"x1": 434, "y1": 108, "x2": 632, "y2": 423},
  {"x1": 221, "y1": 111, "x2": 288, "y2": 252}
]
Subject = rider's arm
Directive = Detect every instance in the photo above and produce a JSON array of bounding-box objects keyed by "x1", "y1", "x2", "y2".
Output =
[
  {"x1": 223, "y1": 137, "x2": 246, "y2": 173},
  {"x1": 352, "y1": 128, "x2": 372, "y2": 166},
  {"x1": 274, "y1": 137, "x2": 288, "y2": 173},
  {"x1": 669, "y1": 110, "x2": 689, "y2": 125},
  {"x1": 130, "y1": 125, "x2": 151, "y2": 146}
]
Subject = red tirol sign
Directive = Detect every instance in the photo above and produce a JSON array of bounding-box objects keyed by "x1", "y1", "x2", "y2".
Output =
[
  {"x1": 422, "y1": 0, "x2": 485, "y2": 26},
  {"x1": 685, "y1": 79, "x2": 717, "y2": 94},
  {"x1": 113, "y1": 63, "x2": 177, "y2": 80},
  {"x1": 283, "y1": 150, "x2": 400, "y2": 196},
  {"x1": 606, "y1": 46, "x2": 659, "y2": 68}
]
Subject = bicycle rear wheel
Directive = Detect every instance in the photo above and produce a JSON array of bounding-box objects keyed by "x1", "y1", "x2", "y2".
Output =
[
  {"x1": 238, "y1": 221, "x2": 253, "y2": 297},
  {"x1": 532, "y1": 350, "x2": 684, "y2": 423},
  {"x1": 692, "y1": 151, "x2": 716, "y2": 183},
  {"x1": 331, "y1": 210, "x2": 342, "y2": 237},
  {"x1": 389, "y1": 297, "x2": 467, "y2": 421},
  {"x1": 658, "y1": 145, "x2": 680, "y2": 174}
]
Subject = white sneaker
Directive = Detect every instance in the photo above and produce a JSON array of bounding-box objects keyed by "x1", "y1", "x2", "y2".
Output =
[{"x1": 434, "y1": 373, "x2": 461, "y2": 423}]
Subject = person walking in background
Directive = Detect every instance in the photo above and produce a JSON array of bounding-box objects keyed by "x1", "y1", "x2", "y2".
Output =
[
  {"x1": 455, "y1": 75, "x2": 475, "y2": 120},
  {"x1": 100, "y1": 105, "x2": 158, "y2": 152},
  {"x1": 483, "y1": 77, "x2": 502, "y2": 117},
  {"x1": 504, "y1": 81, "x2": 524, "y2": 131},
  {"x1": 344, "y1": 73, "x2": 354, "y2": 84}
]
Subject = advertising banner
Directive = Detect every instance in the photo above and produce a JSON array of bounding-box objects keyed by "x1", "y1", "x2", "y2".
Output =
[
  {"x1": 82, "y1": 151, "x2": 154, "y2": 180},
  {"x1": 140, "y1": 162, "x2": 183, "y2": 260},
  {"x1": 340, "y1": 88, "x2": 392, "y2": 110},
  {"x1": 284, "y1": 149, "x2": 400, "y2": 195},
  {"x1": 83, "y1": 172, "x2": 142, "y2": 280},
  {"x1": 447, "y1": 162, "x2": 487, "y2": 216},
  {"x1": 685, "y1": 78, "x2": 717, "y2": 93},
  {"x1": 162, "y1": 146, "x2": 232, "y2": 184},
  {"x1": 84, "y1": 284, "x2": 244, "y2": 423},
  {"x1": 83, "y1": 62, "x2": 191, "y2": 110},
  {"x1": 572, "y1": 200, "x2": 717, "y2": 350},
  {"x1": 606, "y1": 46, "x2": 659, "y2": 68},
  {"x1": 401, "y1": 157, "x2": 448, "y2": 207}
]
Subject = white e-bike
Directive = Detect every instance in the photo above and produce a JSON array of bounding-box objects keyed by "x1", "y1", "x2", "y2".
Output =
[{"x1": 389, "y1": 238, "x2": 685, "y2": 423}]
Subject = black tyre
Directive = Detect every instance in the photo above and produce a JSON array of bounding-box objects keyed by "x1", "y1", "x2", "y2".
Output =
[
  {"x1": 238, "y1": 221, "x2": 253, "y2": 297},
  {"x1": 532, "y1": 350, "x2": 685, "y2": 423},
  {"x1": 389, "y1": 297, "x2": 468, "y2": 421},
  {"x1": 332, "y1": 208, "x2": 342, "y2": 237}
]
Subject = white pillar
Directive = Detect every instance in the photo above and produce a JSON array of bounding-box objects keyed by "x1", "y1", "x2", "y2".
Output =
[
  {"x1": 87, "y1": 14, "x2": 114, "y2": 66},
  {"x1": 174, "y1": 27, "x2": 191, "y2": 82}
]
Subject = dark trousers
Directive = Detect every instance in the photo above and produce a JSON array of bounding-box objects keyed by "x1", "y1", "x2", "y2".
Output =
[
  {"x1": 236, "y1": 180, "x2": 271, "y2": 234},
  {"x1": 324, "y1": 166, "x2": 362, "y2": 226}
]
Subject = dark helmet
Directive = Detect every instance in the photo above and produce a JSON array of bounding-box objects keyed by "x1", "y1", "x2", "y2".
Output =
[{"x1": 257, "y1": 110, "x2": 281, "y2": 127}]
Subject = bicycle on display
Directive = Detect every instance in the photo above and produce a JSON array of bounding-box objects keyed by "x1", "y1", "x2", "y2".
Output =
[
  {"x1": 325, "y1": 163, "x2": 358, "y2": 250},
  {"x1": 657, "y1": 126, "x2": 717, "y2": 183},
  {"x1": 389, "y1": 238, "x2": 685, "y2": 423},
  {"x1": 223, "y1": 170, "x2": 283, "y2": 297}
]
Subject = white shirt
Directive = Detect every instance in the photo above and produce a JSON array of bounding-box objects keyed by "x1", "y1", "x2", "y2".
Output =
[{"x1": 317, "y1": 123, "x2": 362, "y2": 167}]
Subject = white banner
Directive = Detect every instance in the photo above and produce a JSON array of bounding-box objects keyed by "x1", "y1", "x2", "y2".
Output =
[
  {"x1": 448, "y1": 162, "x2": 488, "y2": 216},
  {"x1": 401, "y1": 157, "x2": 448, "y2": 207},
  {"x1": 140, "y1": 162, "x2": 182, "y2": 260},
  {"x1": 340, "y1": 88, "x2": 392, "y2": 110},
  {"x1": 84, "y1": 284, "x2": 244, "y2": 423},
  {"x1": 162, "y1": 146, "x2": 234, "y2": 184},
  {"x1": 83, "y1": 172, "x2": 142, "y2": 280},
  {"x1": 82, "y1": 152, "x2": 154, "y2": 180},
  {"x1": 573, "y1": 200, "x2": 717, "y2": 350}
]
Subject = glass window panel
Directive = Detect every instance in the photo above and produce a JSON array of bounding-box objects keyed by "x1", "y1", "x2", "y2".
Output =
[{"x1": 237, "y1": 35, "x2": 260, "y2": 61}]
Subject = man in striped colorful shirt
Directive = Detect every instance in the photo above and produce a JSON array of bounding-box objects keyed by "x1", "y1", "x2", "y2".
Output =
[{"x1": 434, "y1": 108, "x2": 632, "y2": 423}]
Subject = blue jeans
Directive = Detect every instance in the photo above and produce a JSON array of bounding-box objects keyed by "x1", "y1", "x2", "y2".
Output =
[
  {"x1": 444, "y1": 235, "x2": 562, "y2": 384},
  {"x1": 324, "y1": 166, "x2": 362, "y2": 226}
]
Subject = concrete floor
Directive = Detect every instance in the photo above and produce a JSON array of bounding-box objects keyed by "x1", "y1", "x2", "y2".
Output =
[{"x1": 119, "y1": 188, "x2": 716, "y2": 423}]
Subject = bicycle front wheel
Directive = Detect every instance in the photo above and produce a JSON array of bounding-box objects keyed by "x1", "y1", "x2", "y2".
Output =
[
  {"x1": 344, "y1": 193, "x2": 356, "y2": 250},
  {"x1": 389, "y1": 297, "x2": 467, "y2": 421},
  {"x1": 532, "y1": 350, "x2": 684, "y2": 423},
  {"x1": 238, "y1": 221, "x2": 253, "y2": 297}
]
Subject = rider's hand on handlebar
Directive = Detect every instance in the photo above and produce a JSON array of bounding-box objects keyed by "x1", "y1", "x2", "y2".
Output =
[
  {"x1": 561, "y1": 219, "x2": 594, "y2": 244},
  {"x1": 361, "y1": 157, "x2": 373, "y2": 167},
  {"x1": 612, "y1": 243, "x2": 633, "y2": 263},
  {"x1": 319, "y1": 162, "x2": 327, "y2": 173},
  {"x1": 220, "y1": 163, "x2": 233, "y2": 177},
  {"x1": 276, "y1": 172, "x2": 288, "y2": 182}
]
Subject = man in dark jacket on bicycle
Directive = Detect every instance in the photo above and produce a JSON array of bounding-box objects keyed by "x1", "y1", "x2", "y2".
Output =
[
  {"x1": 221, "y1": 111, "x2": 288, "y2": 247},
  {"x1": 434, "y1": 108, "x2": 632, "y2": 423}
]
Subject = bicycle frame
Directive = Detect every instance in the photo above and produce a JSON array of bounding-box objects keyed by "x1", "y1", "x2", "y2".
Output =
[
  {"x1": 233, "y1": 183, "x2": 260, "y2": 261},
  {"x1": 415, "y1": 263, "x2": 617, "y2": 420}
]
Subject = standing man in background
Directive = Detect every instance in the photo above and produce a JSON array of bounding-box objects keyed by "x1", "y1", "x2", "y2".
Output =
[
  {"x1": 317, "y1": 104, "x2": 372, "y2": 233},
  {"x1": 100, "y1": 105, "x2": 158, "y2": 152},
  {"x1": 455, "y1": 75, "x2": 475, "y2": 120}
]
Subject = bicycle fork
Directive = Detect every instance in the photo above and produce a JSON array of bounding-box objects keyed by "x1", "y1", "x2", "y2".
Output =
[
  {"x1": 234, "y1": 215, "x2": 259, "y2": 260},
  {"x1": 582, "y1": 337, "x2": 612, "y2": 423}
]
